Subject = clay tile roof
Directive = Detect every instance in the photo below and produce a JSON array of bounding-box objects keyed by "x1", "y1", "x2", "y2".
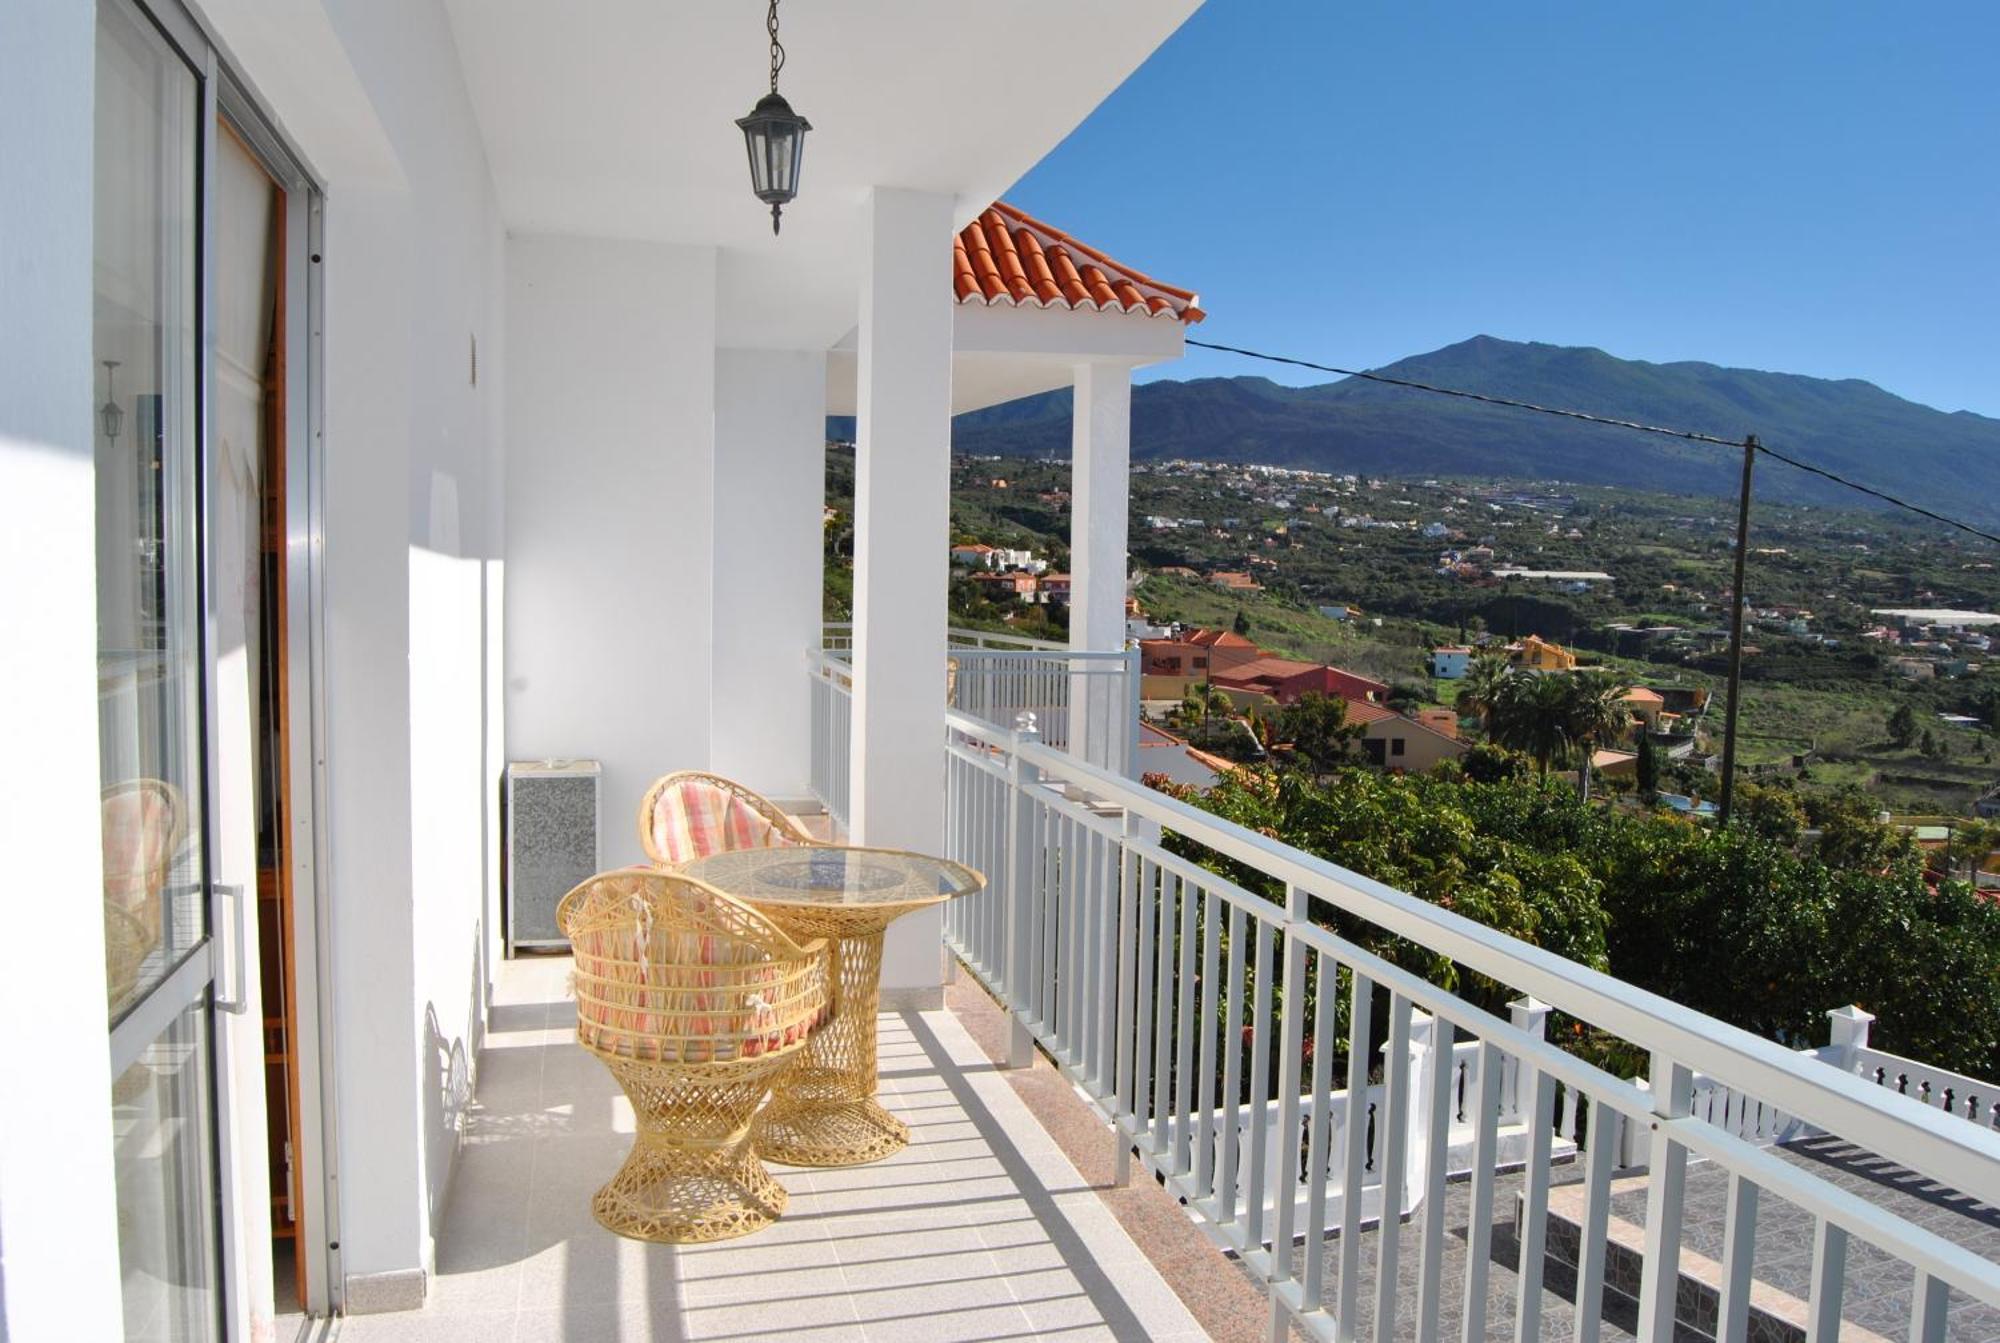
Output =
[{"x1": 953, "y1": 201, "x2": 1204, "y2": 324}]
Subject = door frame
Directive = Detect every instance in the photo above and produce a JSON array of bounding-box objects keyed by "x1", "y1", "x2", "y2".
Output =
[{"x1": 210, "y1": 64, "x2": 342, "y2": 1320}]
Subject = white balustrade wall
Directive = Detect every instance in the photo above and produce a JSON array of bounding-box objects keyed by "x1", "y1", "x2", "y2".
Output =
[{"x1": 939, "y1": 709, "x2": 2000, "y2": 1343}]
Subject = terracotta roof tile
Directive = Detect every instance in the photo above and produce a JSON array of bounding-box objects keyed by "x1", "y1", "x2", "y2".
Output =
[{"x1": 952, "y1": 201, "x2": 1203, "y2": 324}]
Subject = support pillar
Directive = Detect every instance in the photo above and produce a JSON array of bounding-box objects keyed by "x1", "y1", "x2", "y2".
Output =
[
  {"x1": 852, "y1": 187, "x2": 954, "y2": 1002},
  {"x1": 1069, "y1": 362, "x2": 1132, "y2": 653}
]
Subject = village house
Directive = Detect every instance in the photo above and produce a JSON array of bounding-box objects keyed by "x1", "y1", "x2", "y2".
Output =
[
  {"x1": 1210, "y1": 657, "x2": 1391, "y2": 711},
  {"x1": 1429, "y1": 645, "x2": 1474, "y2": 679},
  {"x1": 969, "y1": 570, "x2": 1037, "y2": 601},
  {"x1": 1137, "y1": 627, "x2": 1261, "y2": 698},
  {"x1": 1506, "y1": 634, "x2": 1580, "y2": 671},
  {"x1": 1621, "y1": 686, "x2": 1666, "y2": 733},
  {"x1": 1346, "y1": 701, "x2": 1469, "y2": 773}
]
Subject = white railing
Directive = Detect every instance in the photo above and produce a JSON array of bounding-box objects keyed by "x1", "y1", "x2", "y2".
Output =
[
  {"x1": 806, "y1": 647, "x2": 852, "y2": 833},
  {"x1": 806, "y1": 635, "x2": 1139, "y2": 829},
  {"x1": 940, "y1": 709, "x2": 2000, "y2": 1343},
  {"x1": 822, "y1": 621, "x2": 1067, "y2": 653},
  {"x1": 949, "y1": 648, "x2": 1139, "y2": 777}
]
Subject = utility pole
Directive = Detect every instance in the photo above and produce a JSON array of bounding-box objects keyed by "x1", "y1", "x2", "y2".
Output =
[{"x1": 1718, "y1": 435, "x2": 1758, "y2": 826}]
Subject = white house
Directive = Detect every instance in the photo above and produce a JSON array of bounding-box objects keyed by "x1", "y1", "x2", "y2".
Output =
[{"x1": 2, "y1": 0, "x2": 1203, "y2": 1334}]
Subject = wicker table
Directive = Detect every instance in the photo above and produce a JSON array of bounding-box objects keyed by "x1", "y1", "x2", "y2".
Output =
[{"x1": 678, "y1": 845, "x2": 983, "y2": 1166}]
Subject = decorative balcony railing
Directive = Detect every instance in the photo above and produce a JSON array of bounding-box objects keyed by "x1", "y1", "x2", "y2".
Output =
[
  {"x1": 939, "y1": 710, "x2": 2000, "y2": 1343},
  {"x1": 806, "y1": 632, "x2": 1140, "y2": 832}
]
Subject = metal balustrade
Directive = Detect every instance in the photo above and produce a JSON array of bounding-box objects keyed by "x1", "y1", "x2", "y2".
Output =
[
  {"x1": 939, "y1": 708, "x2": 2000, "y2": 1343},
  {"x1": 806, "y1": 638, "x2": 1140, "y2": 833},
  {"x1": 806, "y1": 647, "x2": 852, "y2": 832}
]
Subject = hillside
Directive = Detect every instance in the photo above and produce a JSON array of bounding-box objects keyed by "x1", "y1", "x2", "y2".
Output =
[{"x1": 937, "y1": 336, "x2": 2000, "y2": 526}]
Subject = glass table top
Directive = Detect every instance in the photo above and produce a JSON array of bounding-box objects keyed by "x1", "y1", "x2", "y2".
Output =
[{"x1": 679, "y1": 845, "x2": 984, "y2": 909}]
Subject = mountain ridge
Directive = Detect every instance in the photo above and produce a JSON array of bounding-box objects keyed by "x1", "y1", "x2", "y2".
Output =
[{"x1": 934, "y1": 336, "x2": 2000, "y2": 527}]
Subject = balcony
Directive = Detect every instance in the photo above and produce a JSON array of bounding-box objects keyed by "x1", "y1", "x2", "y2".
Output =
[
  {"x1": 311, "y1": 951, "x2": 1229, "y2": 1343},
  {"x1": 302, "y1": 674, "x2": 2000, "y2": 1343}
]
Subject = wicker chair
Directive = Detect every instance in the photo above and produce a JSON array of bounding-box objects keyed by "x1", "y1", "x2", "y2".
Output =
[
  {"x1": 637, "y1": 770, "x2": 814, "y2": 868},
  {"x1": 101, "y1": 779, "x2": 186, "y2": 1010},
  {"x1": 558, "y1": 869, "x2": 827, "y2": 1243}
]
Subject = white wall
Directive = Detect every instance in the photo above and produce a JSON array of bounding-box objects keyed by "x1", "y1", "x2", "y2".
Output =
[
  {"x1": 713, "y1": 349, "x2": 826, "y2": 801},
  {"x1": 504, "y1": 236, "x2": 719, "y2": 866},
  {"x1": 0, "y1": 3, "x2": 125, "y2": 1337}
]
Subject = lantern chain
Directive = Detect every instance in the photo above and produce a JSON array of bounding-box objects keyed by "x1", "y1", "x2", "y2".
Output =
[{"x1": 767, "y1": 0, "x2": 785, "y2": 94}]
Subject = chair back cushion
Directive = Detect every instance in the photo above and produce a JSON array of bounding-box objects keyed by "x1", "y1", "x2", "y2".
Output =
[
  {"x1": 558, "y1": 872, "x2": 825, "y2": 1065},
  {"x1": 647, "y1": 778, "x2": 800, "y2": 865}
]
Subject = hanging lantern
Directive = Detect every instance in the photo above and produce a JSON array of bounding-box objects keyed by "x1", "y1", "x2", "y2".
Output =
[
  {"x1": 100, "y1": 359, "x2": 124, "y2": 442},
  {"x1": 736, "y1": 0, "x2": 810, "y2": 235}
]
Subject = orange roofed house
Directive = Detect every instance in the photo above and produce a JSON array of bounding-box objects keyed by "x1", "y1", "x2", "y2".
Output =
[
  {"x1": 1210, "y1": 657, "x2": 1391, "y2": 710},
  {"x1": 1506, "y1": 634, "x2": 1579, "y2": 672},
  {"x1": 1139, "y1": 627, "x2": 1260, "y2": 699}
]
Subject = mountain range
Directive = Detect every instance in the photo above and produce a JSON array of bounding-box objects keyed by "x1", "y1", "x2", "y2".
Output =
[{"x1": 931, "y1": 336, "x2": 2000, "y2": 528}]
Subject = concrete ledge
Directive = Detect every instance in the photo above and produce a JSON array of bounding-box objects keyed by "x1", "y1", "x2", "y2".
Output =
[
  {"x1": 342, "y1": 1267, "x2": 426, "y2": 1315},
  {"x1": 880, "y1": 983, "x2": 944, "y2": 1011}
]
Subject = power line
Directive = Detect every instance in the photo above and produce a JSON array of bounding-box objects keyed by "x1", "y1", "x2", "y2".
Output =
[{"x1": 1184, "y1": 336, "x2": 2000, "y2": 547}]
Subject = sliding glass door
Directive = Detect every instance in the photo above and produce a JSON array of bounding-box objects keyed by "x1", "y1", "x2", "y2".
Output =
[{"x1": 95, "y1": 1, "x2": 222, "y2": 1337}]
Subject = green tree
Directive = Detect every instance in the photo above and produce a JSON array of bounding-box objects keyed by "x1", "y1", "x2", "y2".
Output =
[
  {"x1": 1174, "y1": 682, "x2": 1236, "y2": 745},
  {"x1": 1562, "y1": 670, "x2": 1631, "y2": 804},
  {"x1": 1887, "y1": 703, "x2": 1918, "y2": 748},
  {"x1": 1949, "y1": 820, "x2": 2000, "y2": 881},
  {"x1": 1232, "y1": 608, "x2": 1252, "y2": 637},
  {"x1": 1737, "y1": 782, "x2": 1806, "y2": 846},
  {"x1": 1635, "y1": 733, "x2": 1660, "y2": 801},
  {"x1": 1271, "y1": 693, "x2": 1365, "y2": 776},
  {"x1": 1455, "y1": 656, "x2": 1513, "y2": 730},
  {"x1": 1489, "y1": 671, "x2": 1575, "y2": 779}
]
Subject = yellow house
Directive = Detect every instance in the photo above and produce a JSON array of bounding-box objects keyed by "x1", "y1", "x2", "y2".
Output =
[{"x1": 1507, "y1": 634, "x2": 1578, "y2": 672}]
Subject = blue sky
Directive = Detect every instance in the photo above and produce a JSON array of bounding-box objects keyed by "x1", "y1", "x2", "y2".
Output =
[{"x1": 1007, "y1": 3, "x2": 2000, "y2": 417}]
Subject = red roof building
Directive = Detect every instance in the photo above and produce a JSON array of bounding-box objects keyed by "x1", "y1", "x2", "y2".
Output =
[{"x1": 954, "y1": 202, "x2": 1205, "y2": 323}]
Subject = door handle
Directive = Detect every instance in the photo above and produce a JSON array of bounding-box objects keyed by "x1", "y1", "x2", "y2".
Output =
[{"x1": 213, "y1": 881, "x2": 250, "y2": 1015}]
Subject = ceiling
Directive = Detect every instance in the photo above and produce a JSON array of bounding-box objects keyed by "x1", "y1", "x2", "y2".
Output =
[{"x1": 442, "y1": 0, "x2": 1201, "y2": 350}]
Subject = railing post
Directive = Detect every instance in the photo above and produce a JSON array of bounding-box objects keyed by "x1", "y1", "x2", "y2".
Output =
[
  {"x1": 1636, "y1": 1054, "x2": 1694, "y2": 1343},
  {"x1": 1123, "y1": 647, "x2": 1141, "y2": 779},
  {"x1": 1400, "y1": 1011, "x2": 1437, "y2": 1219},
  {"x1": 1509, "y1": 996, "x2": 1551, "y2": 1117},
  {"x1": 1113, "y1": 804, "x2": 1137, "y2": 1188},
  {"x1": 1004, "y1": 718, "x2": 1040, "y2": 1070},
  {"x1": 1825, "y1": 1005, "x2": 1874, "y2": 1074}
]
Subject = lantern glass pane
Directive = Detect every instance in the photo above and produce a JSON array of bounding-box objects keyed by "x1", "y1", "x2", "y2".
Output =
[
  {"x1": 743, "y1": 128, "x2": 771, "y2": 194},
  {"x1": 766, "y1": 127, "x2": 794, "y2": 194}
]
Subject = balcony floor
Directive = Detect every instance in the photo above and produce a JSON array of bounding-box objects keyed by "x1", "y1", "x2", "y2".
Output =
[{"x1": 324, "y1": 953, "x2": 1208, "y2": 1342}]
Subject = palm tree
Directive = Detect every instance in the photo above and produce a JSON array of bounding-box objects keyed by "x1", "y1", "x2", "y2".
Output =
[
  {"x1": 1562, "y1": 670, "x2": 1630, "y2": 803},
  {"x1": 1455, "y1": 656, "x2": 1513, "y2": 730},
  {"x1": 1489, "y1": 671, "x2": 1574, "y2": 778}
]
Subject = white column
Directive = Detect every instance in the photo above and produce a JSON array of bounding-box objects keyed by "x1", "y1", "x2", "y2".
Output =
[
  {"x1": 1069, "y1": 362, "x2": 1132, "y2": 652},
  {"x1": 0, "y1": 4, "x2": 124, "y2": 1336},
  {"x1": 852, "y1": 187, "x2": 954, "y2": 1003},
  {"x1": 713, "y1": 349, "x2": 827, "y2": 800}
]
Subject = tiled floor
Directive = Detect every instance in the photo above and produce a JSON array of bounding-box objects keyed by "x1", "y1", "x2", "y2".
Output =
[{"x1": 316, "y1": 953, "x2": 1206, "y2": 1342}]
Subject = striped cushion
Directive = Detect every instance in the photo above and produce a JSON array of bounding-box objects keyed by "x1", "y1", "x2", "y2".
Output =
[{"x1": 648, "y1": 780, "x2": 800, "y2": 865}]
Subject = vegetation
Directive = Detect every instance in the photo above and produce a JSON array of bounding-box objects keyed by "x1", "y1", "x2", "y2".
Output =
[{"x1": 1151, "y1": 762, "x2": 2000, "y2": 1079}]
